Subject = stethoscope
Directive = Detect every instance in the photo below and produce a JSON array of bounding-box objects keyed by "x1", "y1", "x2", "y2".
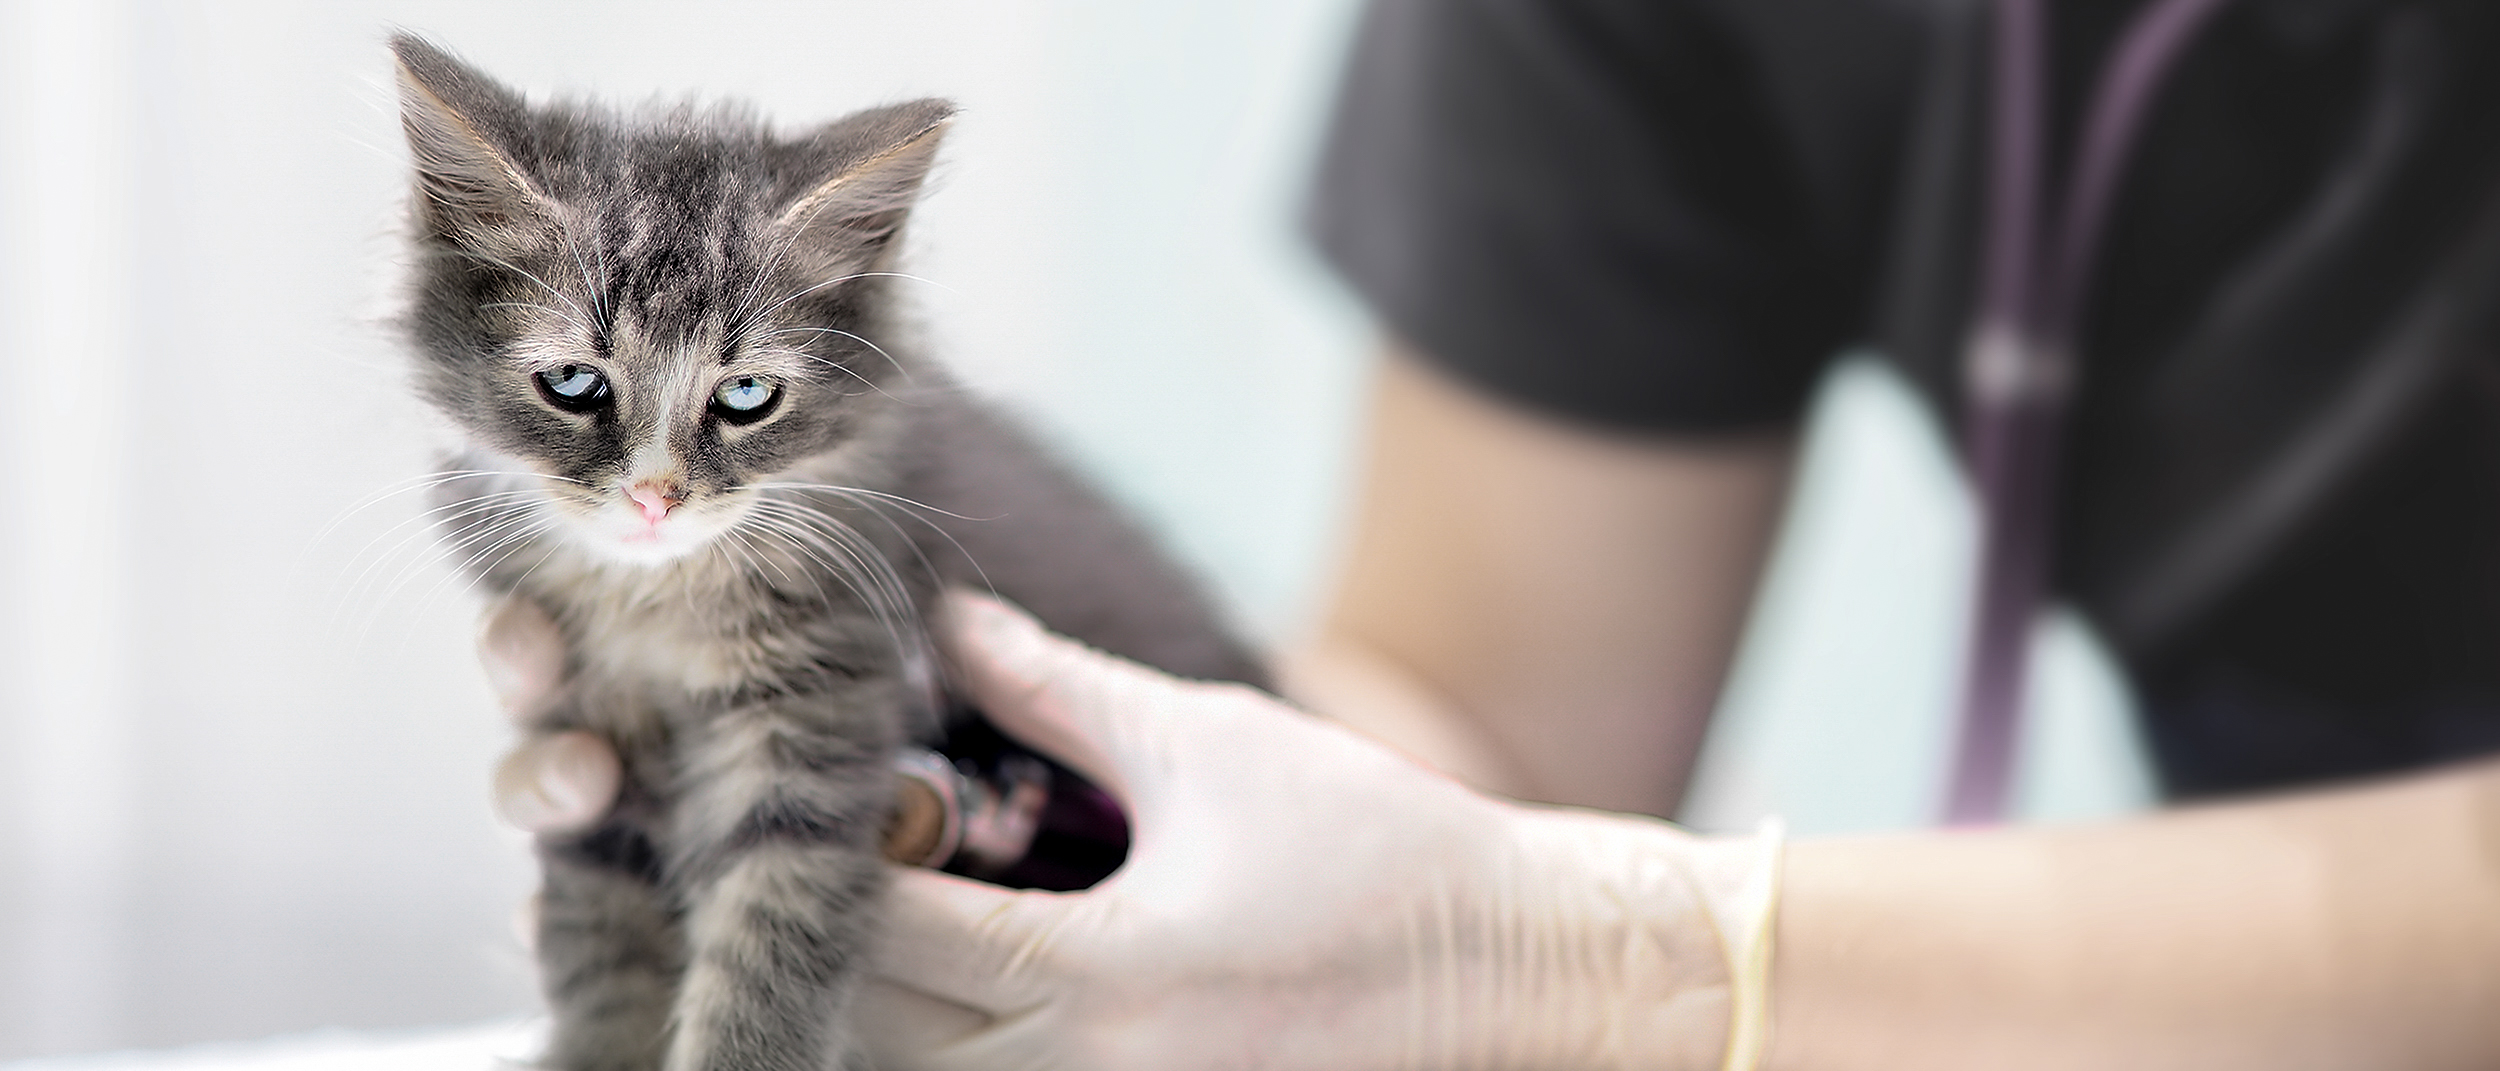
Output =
[{"x1": 1944, "y1": 0, "x2": 2238, "y2": 824}]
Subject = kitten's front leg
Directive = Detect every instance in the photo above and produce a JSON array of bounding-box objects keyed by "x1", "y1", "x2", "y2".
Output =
[
  {"x1": 662, "y1": 698, "x2": 898, "y2": 1071},
  {"x1": 537, "y1": 813, "x2": 685, "y2": 1071}
]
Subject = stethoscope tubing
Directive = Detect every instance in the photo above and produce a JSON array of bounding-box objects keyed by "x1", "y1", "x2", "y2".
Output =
[{"x1": 1943, "y1": 0, "x2": 2238, "y2": 825}]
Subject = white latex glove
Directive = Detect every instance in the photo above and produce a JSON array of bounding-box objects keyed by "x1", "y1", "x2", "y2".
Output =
[{"x1": 864, "y1": 593, "x2": 1783, "y2": 1071}]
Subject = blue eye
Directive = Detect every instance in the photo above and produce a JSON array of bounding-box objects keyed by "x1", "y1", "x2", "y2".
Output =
[
  {"x1": 712, "y1": 376, "x2": 779, "y2": 423},
  {"x1": 536, "y1": 365, "x2": 609, "y2": 412}
]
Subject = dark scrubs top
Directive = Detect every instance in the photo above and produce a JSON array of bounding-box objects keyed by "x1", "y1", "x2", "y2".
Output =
[{"x1": 1307, "y1": 0, "x2": 2500, "y2": 799}]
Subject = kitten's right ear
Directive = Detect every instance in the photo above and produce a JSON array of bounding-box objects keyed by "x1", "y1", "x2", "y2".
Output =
[{"x1": 391, "y1": 33, "x2": 556, "y2": 246}]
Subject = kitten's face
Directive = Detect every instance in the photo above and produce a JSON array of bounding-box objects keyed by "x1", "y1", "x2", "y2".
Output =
[
  {"x1": 450, "y1": 277, "x2": 874, "y2": 566},
  {"x1": 391, "y1": 37, "x2": 950, "y2": 566}
]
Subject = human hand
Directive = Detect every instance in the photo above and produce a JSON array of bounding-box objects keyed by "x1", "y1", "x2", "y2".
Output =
[{"x1": 863, "y1": 593, "x2": 1783, "y2": 1071}]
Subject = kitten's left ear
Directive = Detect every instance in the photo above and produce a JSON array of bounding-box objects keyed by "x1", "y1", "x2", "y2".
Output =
[{"x1": 774, "y1": 99, "x2": 956, "y2": 264}]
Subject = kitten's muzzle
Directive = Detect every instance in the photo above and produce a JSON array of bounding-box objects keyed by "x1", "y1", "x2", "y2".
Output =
[{"x1": 625, "y1": 479, "x2": 685, "y2": 525}]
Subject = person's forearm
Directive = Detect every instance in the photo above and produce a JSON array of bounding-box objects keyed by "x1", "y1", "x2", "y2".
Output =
[
  {"x1": 1770, "y1": 759, "x2": 2500, "y2": 1070},
  {"x1": 1279, "y1": 631, "x2": 1542, "y2": 799},
  {"x1": 1297, "y1": 347, "x2": 1794, "y2": 817}
]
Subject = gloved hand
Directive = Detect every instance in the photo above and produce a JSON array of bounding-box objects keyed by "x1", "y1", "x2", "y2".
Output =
[
  {"x1": 478, "y1": 591, "x2": 1783, "y2": 1069},
  {"x1": 863, "y1": 593, "x2": 1784, "y2": 1071}
]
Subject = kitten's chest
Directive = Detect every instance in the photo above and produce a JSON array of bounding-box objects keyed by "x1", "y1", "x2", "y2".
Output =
[
  {"x1": 580, "y1": 607, "x2": 758, "y2": 695},
  {"x1": 535, "y1": 571, "x2": 793, "y2": 732}
]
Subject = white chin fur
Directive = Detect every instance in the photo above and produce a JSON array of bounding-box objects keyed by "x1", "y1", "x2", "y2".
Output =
[{"x1": 566, "y1": 515, "x2": 725, "y2": 568}]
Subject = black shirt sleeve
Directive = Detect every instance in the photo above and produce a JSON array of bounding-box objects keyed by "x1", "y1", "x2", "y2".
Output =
[{"x1": 1304, "y1": 0, "x2": 1903, "y2": 433}]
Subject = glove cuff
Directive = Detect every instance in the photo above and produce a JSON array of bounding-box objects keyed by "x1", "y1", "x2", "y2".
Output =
[
  {"x1": 1484, "y1": 807, "x2": 1787, "y2": 1071},
  {"x1": 1717, "y1": 817, "x2": 1784, "y2": 1071}
]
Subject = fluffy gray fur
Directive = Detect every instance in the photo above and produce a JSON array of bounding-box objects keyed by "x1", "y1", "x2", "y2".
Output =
[{"x1": 388, "y1": 34, "x2": 1264, "y2": 1071}]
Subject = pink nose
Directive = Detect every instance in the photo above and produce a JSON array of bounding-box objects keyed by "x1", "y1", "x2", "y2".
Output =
[{"x1": 626, "y1": 481, "x2": 683, "y2": 525}]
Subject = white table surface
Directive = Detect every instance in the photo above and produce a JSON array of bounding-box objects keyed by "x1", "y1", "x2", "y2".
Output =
[{"x1": 0, "y1": 1021, "x2": 542, "y2": 1071}]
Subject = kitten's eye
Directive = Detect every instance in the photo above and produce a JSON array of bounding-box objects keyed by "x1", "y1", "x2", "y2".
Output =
[
  {"x1": 711, "y1": 376, "x2": 780, "y2": 424},
  {"x1": 536, "y1": 365, "x2": 611, "y2": 413}
]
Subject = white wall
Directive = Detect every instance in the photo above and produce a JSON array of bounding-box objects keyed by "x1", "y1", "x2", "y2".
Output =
[{"x1": 0, "y1": 0, "x2": 2150, "y2": 1059}]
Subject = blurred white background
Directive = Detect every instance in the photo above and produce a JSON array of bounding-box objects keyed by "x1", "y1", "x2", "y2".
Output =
[{"x1": 0, "y1": 0, "x2": 2150, "y2": 1060}]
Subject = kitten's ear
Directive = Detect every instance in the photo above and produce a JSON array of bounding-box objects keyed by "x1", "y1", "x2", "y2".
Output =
[
  {"x1": 391, "y1": 33, "x2": 556, "y2": 245},
  {"x1": 774, "y1": 99, "x2": 955, "y2": 265}
]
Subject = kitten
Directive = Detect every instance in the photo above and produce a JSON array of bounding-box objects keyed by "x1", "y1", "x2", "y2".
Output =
[{"x1": 389, "y1": 34, "x2": 1264, "y2": 1071}]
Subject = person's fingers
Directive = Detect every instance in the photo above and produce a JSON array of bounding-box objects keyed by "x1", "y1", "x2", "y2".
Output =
[
  {"x1": 874, "y1": 863, "x2": 1073, "y2": 1017},
  {"x1": 941, "y1": 591, "x2": 1203, "y2": 806},
  {"x1": 478, "y1": 596, "x2": 565, "y2": 718},
  {"x1": 854, "y1": 978, "x2": 994, "y2": 1071},
  {"x1": 492, "y1": 730, "x2": 620, "y2": 833}
]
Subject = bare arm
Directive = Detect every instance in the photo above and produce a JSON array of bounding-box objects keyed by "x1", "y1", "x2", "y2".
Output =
[
  {"x1": 1283, "y1": 347, "x2": 2500, "y2": 1067},
  {"x1": 1283, "y1": 343, "x2": 1795, "y2": 817},
  {"x1": 1773, "y1": 757, "x2": 2500, "y2": 1070}
]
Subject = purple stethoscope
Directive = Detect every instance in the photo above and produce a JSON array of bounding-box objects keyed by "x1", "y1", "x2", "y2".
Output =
[{"x1": 1945, "y1": 0, "x2": 2237, "y2": 824}]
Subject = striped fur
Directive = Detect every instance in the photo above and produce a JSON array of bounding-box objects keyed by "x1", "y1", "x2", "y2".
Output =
[{"x1": 389, "y1": 34, "x2": 1264, "y2": 1071}]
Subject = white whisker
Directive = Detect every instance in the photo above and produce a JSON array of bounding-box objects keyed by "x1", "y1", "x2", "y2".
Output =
[
  {"x1": 740, "y1": 346, "x2": 900, "y2": 401},
  {"x1": 393, "y1": 517, "x2": 561, "y2": 651},
  {"x1": 747, "y1": 326, "x2": 914, "y2": 385},
  {"x1": 729, "y1": 270, "x2": 952, "y2": 345},
  {"x1": 412, "y1": 516, "x2": 557, "y2": 616},
  {"x1": 560, "y1": 215, "x2": 607, "y2": 324},
  {"x1": 335, "y1": 488, "x2": 552, "y2": 599},
  {"x1": 738, "y1": 500, "x2": 925, "y2": 671},
  {"x1": 444, "y1": 247, "x2": 597, "y2": 332},
  {"x1": 312, "y1": 468, "x2": 561, "y2": 547},
  {"x1": 739, "y1": 482, "x2": 989, "y2": 521},
  {"x1": 748, "y1": 486, "x2": 991, "y2": 602},
  {"x1": 350, "y1": 506, "x2": 553, "y2": 647},
  {"x1": 334, "y1": 497, "x2": 539, "y2": 625}
]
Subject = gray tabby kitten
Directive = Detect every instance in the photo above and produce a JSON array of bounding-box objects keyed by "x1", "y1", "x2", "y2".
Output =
[{"x1": 390, "y1": 35, "x2": 1263, "y2": 1071}]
